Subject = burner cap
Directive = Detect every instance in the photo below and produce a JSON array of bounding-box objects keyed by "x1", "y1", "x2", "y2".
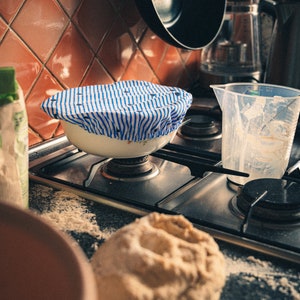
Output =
[
  {"x1": 101, "y1": 156, "x2": 159, "y2": 182},
  {"x1": 178, "y1": 114, "x2": 221, "y2": 141},
  {"x1": 235, "y1": 178, "x2": 300, "y2": 222}
]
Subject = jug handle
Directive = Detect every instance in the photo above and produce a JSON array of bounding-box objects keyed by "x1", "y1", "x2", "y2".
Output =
[
  {"x1": 259, "y1": 0, "x2": 277, "y2": 19},
  {"x1": 260, "y1": 0, "x2": 300, "y2": 87}
]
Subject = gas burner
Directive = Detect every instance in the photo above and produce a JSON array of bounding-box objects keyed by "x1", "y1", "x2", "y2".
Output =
[
  {"x1": 101, "y1": 156, "x2": 159, "y2": 182},
  {"x1": 177, "y1": 114, "x2": 222, "y2": 141},
  {"x1": 230, "y1": 179, "x2": 300, "y2": 223}
]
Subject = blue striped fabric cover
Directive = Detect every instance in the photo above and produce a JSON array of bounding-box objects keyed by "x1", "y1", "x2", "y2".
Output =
[{"x1": 41, "y1": 80, "x2": 192, "y2": 141}]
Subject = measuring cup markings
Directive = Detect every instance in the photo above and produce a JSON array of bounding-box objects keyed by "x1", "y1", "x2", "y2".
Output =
[{"x1": 259, "y1": 97, "x2": 299, "y2": 135}]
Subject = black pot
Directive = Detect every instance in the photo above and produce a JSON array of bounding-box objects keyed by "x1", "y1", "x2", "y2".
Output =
[{"x1": 135, "y1": 0, "x2": 226, "y2": 50}]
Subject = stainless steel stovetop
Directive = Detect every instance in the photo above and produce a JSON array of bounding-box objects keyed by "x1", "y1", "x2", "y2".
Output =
[{"x1": 29, "y1": 96, "x2": 300, "y2": 264}]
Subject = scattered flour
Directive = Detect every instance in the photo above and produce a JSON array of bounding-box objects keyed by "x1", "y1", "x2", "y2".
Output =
[
  {"x1": 30, "y1": 184, "x2": 300, "y2": 299},
  {"x1": 225, "y1": 254, "x2": 300, "y2": 299},
  {"x1": 30, "y1": 184, "x2": 111, "y2": 240}
]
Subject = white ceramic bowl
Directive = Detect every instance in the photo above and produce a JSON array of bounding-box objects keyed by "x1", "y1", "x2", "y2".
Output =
[
  {"x1": 0, "y1": 202, "x2": 98, "y2": 300},
  {"x1": 62, "y1": 120, "x2": 177, "y2": 158}
]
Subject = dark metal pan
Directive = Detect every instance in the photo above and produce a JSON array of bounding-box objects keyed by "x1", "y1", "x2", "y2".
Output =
[{"x1": 135, "y1": 0, "x2": 226, "y2": 49}]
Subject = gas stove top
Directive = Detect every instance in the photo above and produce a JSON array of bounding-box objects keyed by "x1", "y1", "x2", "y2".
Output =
[{"x1": 29, "y1": 96, "x2": 300, "y2": 264}]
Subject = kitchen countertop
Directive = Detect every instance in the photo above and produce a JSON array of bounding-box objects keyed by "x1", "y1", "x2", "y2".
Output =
[{"x1": 29, "y1": 181, "x2": 300, "y2": 300}]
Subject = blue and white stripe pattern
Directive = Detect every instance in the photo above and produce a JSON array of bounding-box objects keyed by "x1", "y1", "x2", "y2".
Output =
[{"x1": 41, "y1": 80, "x2": 192, "y2": 141}]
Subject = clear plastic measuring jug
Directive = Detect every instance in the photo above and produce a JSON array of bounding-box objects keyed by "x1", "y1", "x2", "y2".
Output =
[{"x1": 211, "y1": 83, "x2": 300, "y2": 185}]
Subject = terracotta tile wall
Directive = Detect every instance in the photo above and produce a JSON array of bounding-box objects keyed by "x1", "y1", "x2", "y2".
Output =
[{"x1": 0, "y1": 0, "x2": 201, "y2": 146}]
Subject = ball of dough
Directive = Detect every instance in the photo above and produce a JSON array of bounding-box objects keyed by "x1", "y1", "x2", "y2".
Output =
[{"x1": 91, "y1": 213, "x2": 226, "y2": 300}]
